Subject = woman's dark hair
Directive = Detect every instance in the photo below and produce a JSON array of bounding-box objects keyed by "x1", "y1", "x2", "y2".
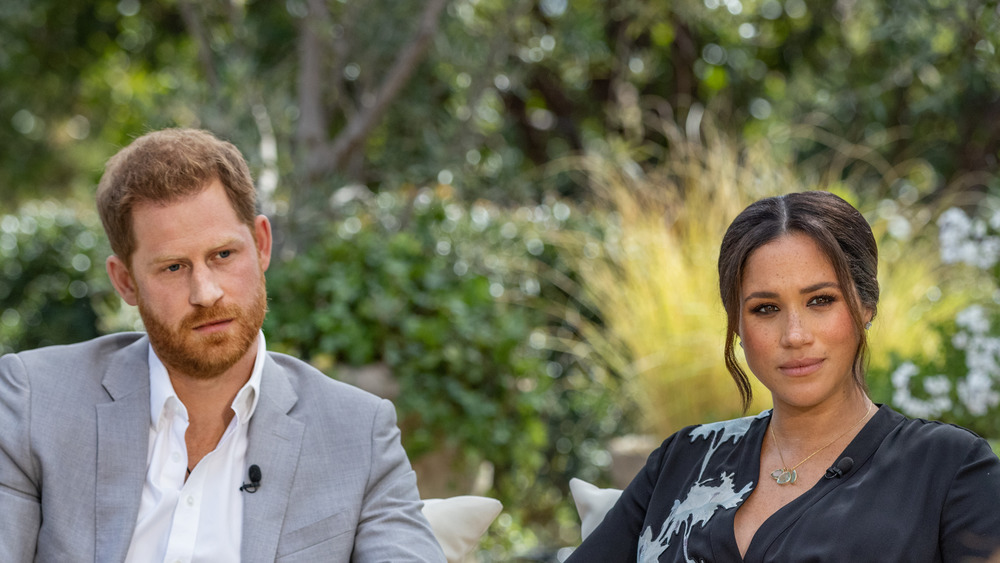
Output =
[{"x1": 718, "y1": 191, "x2": 879, "y2": 411}]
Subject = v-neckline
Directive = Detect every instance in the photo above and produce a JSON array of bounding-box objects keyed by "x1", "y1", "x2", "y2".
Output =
[{"x1": 725, "y1": 405, "x2": 897, "y2": 562}]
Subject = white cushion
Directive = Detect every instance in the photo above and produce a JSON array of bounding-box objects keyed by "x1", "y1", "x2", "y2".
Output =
[
  {"x1": 422, "y1": 496, "x2": 503, "y2": 563},
  {"x1": 569, "y1": 478, "x2": 623, "y2": 540}
]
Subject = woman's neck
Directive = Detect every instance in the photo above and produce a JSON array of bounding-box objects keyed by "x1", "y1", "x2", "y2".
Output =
[{"x1": 768, "y1": 391, "x2": 874, "y2": 449}]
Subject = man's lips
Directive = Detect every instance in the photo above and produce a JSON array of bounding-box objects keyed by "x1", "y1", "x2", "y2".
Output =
[
  {"x1": 193, "y1": 318, "x2": 233, "y2": 333},
  {"x1": 779, "y1": 358, "x2": 823, "y2": 377}
]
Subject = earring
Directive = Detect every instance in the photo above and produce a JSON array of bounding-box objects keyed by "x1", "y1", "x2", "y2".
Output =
[
  {"x1": 738, "y1": 339, "x2": 744, "y2": 349},
  {"x1": 864, "y1": 321, "x2": 872, "y2": 330}
]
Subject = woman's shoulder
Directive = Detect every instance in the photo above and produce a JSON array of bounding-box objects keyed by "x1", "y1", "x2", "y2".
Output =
[
  {"x1": 887, "y1": 406, "x2": 987, "y2": 444},
  {"x1": 647, "y1": 411, "x2": 770, "y2": 468},
  {"x1": 879, "y1": 405, "x2": 995, "y2": 463},
  {"x1": 686, "y1": 410, "x2": 770, "y2": 441}
]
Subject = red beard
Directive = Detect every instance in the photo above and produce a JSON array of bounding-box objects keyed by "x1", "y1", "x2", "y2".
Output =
[{"x1": 138, "y1": 275, "x2": 268, "y2": 379}]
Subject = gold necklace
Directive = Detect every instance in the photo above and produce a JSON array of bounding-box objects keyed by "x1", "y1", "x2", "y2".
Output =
[{"x1": 769, "y1": 402, "x2": 873, "y2": 485}]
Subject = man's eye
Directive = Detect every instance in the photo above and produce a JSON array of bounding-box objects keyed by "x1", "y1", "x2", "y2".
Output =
[
  {"x1": 167, "y1": 264, "x2": 181, "y2": 272},
  {"x1": 219, "y1": 250, "x2": 231, "y2": 259}
]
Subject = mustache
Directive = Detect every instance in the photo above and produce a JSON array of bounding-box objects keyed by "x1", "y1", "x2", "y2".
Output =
[{"x1": 181, "y1": 304, "x2": 246, "y2": 331}]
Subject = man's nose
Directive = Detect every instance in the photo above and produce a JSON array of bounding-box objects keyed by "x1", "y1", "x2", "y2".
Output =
[{"x1": 189, "y1": 265, "x2": 223, "y2": 307}]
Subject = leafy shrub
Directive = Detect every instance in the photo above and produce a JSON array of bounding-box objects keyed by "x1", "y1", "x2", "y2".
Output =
[
  {"x1": 267, "y1": 190, "x2": 548, "y2": 458},
  {"x1": 0, "y1": 201, "x2": 124, "y2": 355},
  {"x1": 264, "y1": 186, "x2": 627, "y2": 554}
]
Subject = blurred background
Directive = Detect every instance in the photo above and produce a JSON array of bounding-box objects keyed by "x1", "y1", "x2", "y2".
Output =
[{"x1": 2, "y1": 0, "x2": 999, "y2": 559}]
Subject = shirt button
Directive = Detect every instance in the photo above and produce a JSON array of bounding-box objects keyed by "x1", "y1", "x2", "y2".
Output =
[{"x1": 186, "y1": 496, "x2": 195, "y2": 507}]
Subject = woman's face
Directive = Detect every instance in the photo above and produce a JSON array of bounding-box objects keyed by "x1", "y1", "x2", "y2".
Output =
[{"x1": 738, "y1": 232, "x2": 864, "y2": 412}]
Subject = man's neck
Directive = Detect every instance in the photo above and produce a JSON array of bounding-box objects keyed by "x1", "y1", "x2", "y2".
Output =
[
  {"x1": 165, "y1": 337, "x2": 259, "y2": 467},
  {"x1": 170, "y1": 343, "x2": 255, "y2": 418}
]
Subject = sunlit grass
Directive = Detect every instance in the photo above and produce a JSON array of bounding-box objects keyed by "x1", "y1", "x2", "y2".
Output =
[{"x1": 548, "y1": 124, "x2": 789, "y2": 435}]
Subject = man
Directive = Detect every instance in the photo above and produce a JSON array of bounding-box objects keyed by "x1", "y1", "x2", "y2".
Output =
[{"x1": 0, "y1": 128, "x2": 446, "y2": 562}]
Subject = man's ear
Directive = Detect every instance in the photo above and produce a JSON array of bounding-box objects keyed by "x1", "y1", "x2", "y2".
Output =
[
  {"x1": 106, "y1": 255, "x2": 138, "y2": 306},
  {"x1": 254, "y1": 215, "x2": 272, "y2": 272}
]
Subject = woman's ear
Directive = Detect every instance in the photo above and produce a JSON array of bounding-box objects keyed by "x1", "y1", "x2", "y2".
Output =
[{"x1": 106, "y1": 255, "x2": 138, "y2": 306}]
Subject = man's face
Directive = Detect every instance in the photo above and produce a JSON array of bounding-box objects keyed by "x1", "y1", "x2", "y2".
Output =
[{"x1": 106, "y1": 180, "x2": 272, "y2": 379}]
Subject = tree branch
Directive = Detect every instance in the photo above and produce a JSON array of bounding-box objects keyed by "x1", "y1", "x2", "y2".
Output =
[
  {"x1": 296, "y1": 0, "x2": 331, "y2": 150},
  {"x1": 329, "y1": 0, "x2": 363, "y2": 120},
  {"x1": 177, "y1": 0, "x2": 219, "y2": 90},
  {"x1": 306, "y1": 0, "x2": 450, "y2": 179}
]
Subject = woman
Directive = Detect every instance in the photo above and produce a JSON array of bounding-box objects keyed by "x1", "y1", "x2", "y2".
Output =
[{"x1": 567, "y1": 191, "x2": 1000, "y2": 562}]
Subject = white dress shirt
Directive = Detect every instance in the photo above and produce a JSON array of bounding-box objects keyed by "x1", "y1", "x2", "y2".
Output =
[{"x1": 124, "y1": 332, "x2": 265, "y2": 563}]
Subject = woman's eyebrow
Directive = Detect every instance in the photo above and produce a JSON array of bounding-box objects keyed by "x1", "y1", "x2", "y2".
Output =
[{"x1": 743, "y1": 281, "x2": 839, "y2": 303}]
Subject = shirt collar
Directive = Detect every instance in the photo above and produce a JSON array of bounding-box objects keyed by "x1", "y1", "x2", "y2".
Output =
[{"x1": 148, "y1": 331, "x2": 266, "y2": 428}]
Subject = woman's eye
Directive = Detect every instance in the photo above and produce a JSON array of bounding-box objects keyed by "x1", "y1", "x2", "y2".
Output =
[
  {"x1": 752, "y1": 304, "x2": 778, "y2": 314},
  {"x1": 809, "y1": 295, "x2": 835, "y2": 306}
]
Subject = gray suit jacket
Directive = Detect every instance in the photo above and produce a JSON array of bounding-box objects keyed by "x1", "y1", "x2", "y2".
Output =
[{"x1": 0, "y1": 333, "x2": 445, "y2": 562}]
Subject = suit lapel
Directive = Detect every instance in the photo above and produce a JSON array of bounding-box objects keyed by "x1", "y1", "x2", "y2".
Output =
[
  {"x1": 240, "y1": 354, "x2": 305, "y2": 563},
  {"x1": 95, "y1": 336, "x2": 151, "y2": 563}
]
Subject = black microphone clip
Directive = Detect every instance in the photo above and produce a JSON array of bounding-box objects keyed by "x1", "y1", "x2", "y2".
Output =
[
  {"x1": 824, "y1": 457, "x2": 854, "y2": 480},
  {"x1": 240, "y1": 464, "x2": 262, "y2": 493}
]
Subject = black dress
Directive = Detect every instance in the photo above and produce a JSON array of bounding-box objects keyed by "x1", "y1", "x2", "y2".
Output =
[{"x1": 567, "y1": 405, "x2": 1000, "y2": 562}]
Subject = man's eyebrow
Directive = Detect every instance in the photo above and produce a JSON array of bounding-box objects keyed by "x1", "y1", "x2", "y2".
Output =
[
  {"x1": 147, "y1": 253, "x2": 185, "y2": 266},
  {"x1": 147, "y1": 237, "x2": 244, "y2": 265},
  {"x1": 208, "y1": 237, "x2": 243, "y2": 251}
]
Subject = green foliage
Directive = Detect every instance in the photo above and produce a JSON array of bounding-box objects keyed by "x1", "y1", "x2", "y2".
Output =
[
  {"x1": 7, "y1": 0, "x2": 998, "y2": 213},
  {"x1": 264, "y1": 187, "x2": 628, "y2": 553},
  {"x1": 5, "y1": 0, "x2": 1000, "y2": 554},
  {"x1": 0, "y1": 202, "x2": 123, "y2": 355},
  {"x1": 267, "y1": 191, "x2": 538, "y2": 453}
]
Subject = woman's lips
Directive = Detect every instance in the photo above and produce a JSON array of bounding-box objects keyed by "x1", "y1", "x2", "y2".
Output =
[{"x1": 779, "y1": 358, "x2": 823, "y2": 377}]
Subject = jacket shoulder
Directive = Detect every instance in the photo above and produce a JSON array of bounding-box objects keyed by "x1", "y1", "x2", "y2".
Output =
[
  {"x1": 9, "y1": 332, "x2": 144, "y2": 360},
  {"x1": 2, "y1": 333, "x2": 146, "y2": 380},
  {"x1": 264, "y1": 351, "x2": 386, "y2": 408}
]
